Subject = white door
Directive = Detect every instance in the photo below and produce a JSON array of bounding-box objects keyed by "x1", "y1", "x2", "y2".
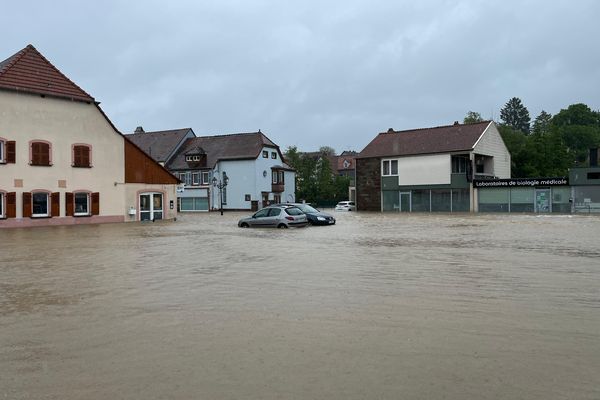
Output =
[{"x1": 140, "y1": 193, "x2": 164, "y2": 221}]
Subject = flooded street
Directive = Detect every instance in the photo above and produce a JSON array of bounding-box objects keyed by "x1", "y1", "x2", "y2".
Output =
[{"x1": 1, "y1": 212, "x2": 599, "y2": 399}]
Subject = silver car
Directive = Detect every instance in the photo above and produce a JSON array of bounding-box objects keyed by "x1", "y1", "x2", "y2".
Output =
[{"x1": 238, "y1": 205, "x2": 308, "y2": 228}]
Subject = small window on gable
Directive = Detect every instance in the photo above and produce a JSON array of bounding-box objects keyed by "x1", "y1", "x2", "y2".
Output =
[
  {"x1": 262, "y1": 150, "x2": 268, "y2": 158},
  {"x1": 271, "y1": 152, "x2": 277, "y2": 159},
  {"x1": 193, "y1": 155, "x2": 200, "y2": 161},
  {"x1": 30, "y1": 141, "x2": 51, "y2": 166},
  {"x1": 186, "y1": 155, "x2": 192, "y2": 162},
  {"x1": 73, "y1": 144, "x2": 91, "y2": 168}
]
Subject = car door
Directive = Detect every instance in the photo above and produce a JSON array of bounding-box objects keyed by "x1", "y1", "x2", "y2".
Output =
[
  {"x1": 250, "y1": 208, "x2": 270, "y2": 227},
  {"x1": 266, "y1": 207, "x2": 282, "y2": 227}
]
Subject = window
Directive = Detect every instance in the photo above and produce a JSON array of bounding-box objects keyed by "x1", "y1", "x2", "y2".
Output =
[
  {"x1": 192, "y1": 172, "x2": 200, "y2": 185},
  {"x1": 0, "y1": 140, "x2": 4, "y2": 163},
  {"x1": 254, "y1": 208, "x2": 269, "y2": 218},
  {"x1": 73, "y1": 144, "x2": 91, "y2": 167},
  {"x1": 180, "y1": 197, "x2": 209, "y2": 211},
  {"x1": 74, "y1": 192, "x2": 90, "y2": 215},
  {"x1": 202, "y1": 171, "x2": 210, "y2": 185},
  {"x1": 245, "y1": 194, "x2": 251, "y2": 201},
  {"x1": 0, "y1": 192, "x2": 3, "y2": 218},
  {"x1": 451, "y1": 156, "x2": 468, "y2": 173},
  {"x1": 272, "y1": 170, "x2": 285, "y2": 184},
  {"x1": 271, "y1": 152, "x2": 277, "y2": 159},
  {"x1": 30, "y1": 141, "x2": 51, "y2": 166},
  {"x1": 179, "y1": 172, "x2": 192, "y2": 186},
  {"x1": 262, "y1": 150, "x2": 268, "y2": 158},
  {"x1": 382, "y1": 160, "x2": 398, "y2": 176},
  {"x1": 32, "y1": 192, "x2": 49, "y2": 217},
  {"x1": 588, "y1": 172, "x2": 600, "y2": 180}
]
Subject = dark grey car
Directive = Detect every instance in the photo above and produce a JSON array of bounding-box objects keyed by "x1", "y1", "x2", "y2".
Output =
[{"x1": 238, "y1": 205, "x2": 308, "y2": 228}]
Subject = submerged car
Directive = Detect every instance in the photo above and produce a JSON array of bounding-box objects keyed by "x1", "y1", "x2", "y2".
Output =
[
  {"x1": 334, "y1": 201, "x2": 356, "y2": 211},
  {"x1": 238, "y1": 205, "x2": 308, "y2": 228},
  {"x1": 271, "y1": 203, "x2": 335, "y2": 226}
]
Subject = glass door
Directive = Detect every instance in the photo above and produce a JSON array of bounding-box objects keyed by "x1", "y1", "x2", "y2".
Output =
[
  {"x1": 140, "y1": 193, "x2": 164, "y2": 221},
  {"x1": 400, "y1": 192, "x2": 411, "y2": 212},
  {"x1": 535, "y1": 189, "x2": 551, "y2": 213}
]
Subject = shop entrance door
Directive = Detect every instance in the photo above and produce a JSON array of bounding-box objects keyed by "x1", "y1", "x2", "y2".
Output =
[
  {"x1": 140, "y1": 193, "x2": 164, "y2": 221},
  {"x1": 535, "y1": 189, "x2": 551, "y2": 213},
  {"x1": 399, "y1": 192, "x2": 411, "y2": 212}
]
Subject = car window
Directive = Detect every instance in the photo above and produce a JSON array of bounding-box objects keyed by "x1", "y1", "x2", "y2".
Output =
[
  {"x1": 298, "y1": 204, "x2": 318, "y2": 213},
  {"x1": 254, "y1": 209, "x2": 270, "y2": 218},
  {"x1": 285, "y1": 207, "x2": 303, "y2": 216},
  {"x1": 268, "y1": 208, "x2": 282, "y2": 216}
]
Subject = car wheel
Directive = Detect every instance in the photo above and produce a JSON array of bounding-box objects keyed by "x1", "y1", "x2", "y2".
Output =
[
  {"x1": 240, "y1": 222, "x2": 249, "y2": 228},
  {"x1": 277, "y1": 223, "x2": 288, "y2": 229}
]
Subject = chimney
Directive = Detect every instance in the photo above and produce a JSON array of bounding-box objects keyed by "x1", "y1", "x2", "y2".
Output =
[
  {"x1": 590, "y1": 148, "x2": 598, "y2": 167},
  {"x1": 134, "y1": 126, "x2": 145, "y2": 134},
  {"x1": 453, "y1": 121, "x2": 460, "y2": 126},
  {"x1": 387, "y1": 128, "x2": 394, "y2": 133}
]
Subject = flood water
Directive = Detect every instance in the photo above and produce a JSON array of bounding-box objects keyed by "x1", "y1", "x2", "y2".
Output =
[{"x1": 1, "y1": 212, "x2": 599, "y2": 399}]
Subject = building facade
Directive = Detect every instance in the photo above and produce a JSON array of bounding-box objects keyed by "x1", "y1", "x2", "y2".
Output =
[
  {"x1": 128, "y1": 130, "x2": 296, "y2": 212},
  {"x1": 0, "y1": 45, "x2": 178, "y2": 228},
  {"x1": 356, "y1": 121, "x2": 511, "y2": 212}
]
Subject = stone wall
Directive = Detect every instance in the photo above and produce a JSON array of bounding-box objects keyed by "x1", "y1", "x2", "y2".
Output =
[{"x1": 356, "y1": 157, "x2": 381, "y2": 211}]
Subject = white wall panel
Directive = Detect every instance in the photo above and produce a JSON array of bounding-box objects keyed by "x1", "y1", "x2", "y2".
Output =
[{"x1": 397, "y1": 154, "x2": 451, "y2": 185}]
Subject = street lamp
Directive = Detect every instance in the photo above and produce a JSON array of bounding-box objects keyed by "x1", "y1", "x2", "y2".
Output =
[{"x1": 212, "y1": 172, "x2": 229, "y2": 216}]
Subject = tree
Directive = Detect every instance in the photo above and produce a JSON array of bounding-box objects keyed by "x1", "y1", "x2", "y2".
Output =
[
  {"x1": 551, "y1": 104, "x2": 600, "y2": 165},
  {"x1": 532, "y1": 110, "x2": 552, "y2": 136},
  {"x1": 463, "y1": 111, "x2": 483, "y2": 124},
  {"x1": 500, "y1": 97, "x2": 531, "y2": 134},
  {"x1": 319, "y1": 146, "x2": 336, "y2": 156}
]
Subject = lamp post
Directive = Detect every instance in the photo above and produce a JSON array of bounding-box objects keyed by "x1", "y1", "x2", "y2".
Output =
[{"x1": 212, "y1": 172, "x2": 229, "y2": 216}]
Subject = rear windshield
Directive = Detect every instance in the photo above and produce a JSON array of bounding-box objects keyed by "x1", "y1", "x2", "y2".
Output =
[
  {"x1": 298, "y1": 204, "x2": 318, "y2": 213},
  {"x1": 284, "y1": 207, "x2": 303, "y2": 216}
]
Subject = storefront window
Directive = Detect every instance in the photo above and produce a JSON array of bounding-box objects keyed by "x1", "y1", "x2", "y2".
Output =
[
  {"x1": 551, "y1": 187, "x2": 571, "y2": 213},
  {"x1": 451, "y1": 189, "x2": 470, "y2": 212},
  {"x1": 382, "y1": 191, "x2": 399, "y2": 211},
  {"x1": 478, "y1": 188, "x2": 509, "y2": 212},
  {"x1": 431, "y1": 190, "x2": 451, "y2": 212},
  {"x1": 411, "y1": 190, "x2": 430, "y2": 212},
  {"x1": 510, "y1": 188, "x2": 534, "y2": 212}
]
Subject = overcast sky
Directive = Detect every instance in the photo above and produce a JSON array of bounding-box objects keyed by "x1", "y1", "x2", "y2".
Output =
[{"x1": 2, "y1": 1, "x2": 599, "y2": 152}]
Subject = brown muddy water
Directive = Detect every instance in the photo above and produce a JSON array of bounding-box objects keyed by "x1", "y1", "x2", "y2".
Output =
[{"x1": 1, "y1": 212, "x2": 599, "y2": 400}]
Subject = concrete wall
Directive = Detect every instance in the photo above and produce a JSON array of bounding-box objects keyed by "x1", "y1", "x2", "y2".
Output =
[
  {"x1": 391, "y1": 154, "x2": 451, "y2": 186},
  {"x1": 473, "y1": 123, "x2": 511, "y2": 178},
  {"x1": 0, "y1": 91, "x2": 127, "y2": 226}
]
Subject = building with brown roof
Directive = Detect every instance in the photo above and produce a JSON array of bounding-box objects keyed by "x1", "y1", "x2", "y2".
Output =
[
  {"x1": 128, "y1": 129, "x2": 296, "y2": 211},
  {"x1": 0, "y1": 45, "x2": 179, "y2": 228},
  {"x1": 356, "y1": 121, "x2": 511, "y2": 212}
]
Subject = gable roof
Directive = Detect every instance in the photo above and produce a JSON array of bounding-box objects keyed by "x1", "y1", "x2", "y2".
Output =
[
  {"x1": 167, "y1": 131, "x2": 280, "y2": 170},
  {"x1": 127, "y1": 128, "x2": 193, "y2": 163},
  {"x1": 0, "y1": 44, "x2": 94, "y2": 102},
  {"x1": 358, "y1": 121, "x2": 492, "y2": 159}
]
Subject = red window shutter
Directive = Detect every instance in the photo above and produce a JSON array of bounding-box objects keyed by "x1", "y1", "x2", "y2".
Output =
[
  {"x1": 6, "y1": 192, "x2": 16, "y2": 218},
  {"x1": 6, "y1": 141, "x2": 16, "y2": 163},
  {"x1": 22, "y1": 192, "x2": 32, "y2": 218},
  {"x1": 31, "y1": 142, "x2": 50, "y2": 165},
  {"x1": 91, "y1": 192, "x2": 100, "y2": 215},
  {"x1": 51, "y1": 192, "x2": 60, "y2": 217},
  {"x1": 65, "y1": 192, "x2": 74, "y2": 216}
]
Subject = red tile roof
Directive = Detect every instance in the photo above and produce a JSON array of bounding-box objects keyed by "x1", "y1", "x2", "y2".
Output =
[
  {"x1": 358, "y1": 121, "x2": 492, "y2": 159},
  {"x1": 0, "y1": 44, "x2": 94, "y2": 102}
]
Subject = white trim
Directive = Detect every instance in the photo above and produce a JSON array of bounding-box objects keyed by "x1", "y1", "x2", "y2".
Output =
[{"x1": 471, "y1": 121, "x2": 493, "y2": 150}]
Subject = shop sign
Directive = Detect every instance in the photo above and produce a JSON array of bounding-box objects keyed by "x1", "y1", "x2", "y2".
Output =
[{"x1": 473, "y1": 177, "x2": 568, "y2": 188}]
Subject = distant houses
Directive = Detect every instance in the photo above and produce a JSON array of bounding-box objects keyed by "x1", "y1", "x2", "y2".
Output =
[
  {"x1": 0, "y1": 45, "x2": 179, "y2": 228},
  {"x1": 128, "y1": 129, "x2": 296, "y2": 212}
]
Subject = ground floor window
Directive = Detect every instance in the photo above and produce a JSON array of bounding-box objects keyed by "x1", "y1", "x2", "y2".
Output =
[
  {"x1": 382, "y1": 189, "x2": 470, "y2": 212},
  {"x1": 180, "y1": 197, "x2": 209, "y2": 211},
  {"x1": 140, "y1": 193, "x2": 163, "y2": 221},
  {"x1": 74, "y1": 192, "x2": 90, "y2": 215},
  {"x1": 573, "y1": 186, "x2": 600, "y2": 213},
  {"x1": 32, "y1": 192, "x2": 49, "y2": 217},
  {"x1": 477, "y1": 187, "x2": 573, "y2": 213}
]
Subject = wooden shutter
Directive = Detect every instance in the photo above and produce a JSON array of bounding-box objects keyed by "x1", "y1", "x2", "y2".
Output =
[
  {"x1": 65, "y1": 192, "x2": 74, "y2": 216},
  {"x1": 22, "y1": 192, "x2": 32, "y2": 218},
  {"x1": 31, "y1": 142, "x2": 50, "y2": 165},
  {"x1": 6, "y1": 192, "x2": 16, "y2": 218},
  {"x1": 91, "y1": 192, "x2": 100, "y2": 215},
  {"x1": 6, "y1": 141, "x2": 16, "y2": 163},
  {"x1": 51, "y1": 192, "x2": 60, "y2": 217},
  {"x1": 81, "y1": 146, "x2": 90, "y2": 167}
]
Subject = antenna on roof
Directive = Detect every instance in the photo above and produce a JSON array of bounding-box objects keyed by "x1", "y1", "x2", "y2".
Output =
[{"x1": 258, "y1": 129, "x2": 262, "y2": 133}]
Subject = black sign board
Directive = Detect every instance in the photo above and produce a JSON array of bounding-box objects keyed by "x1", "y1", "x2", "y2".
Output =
[{"x1": 473, "y1": 177, "x2": 569, "y2": 188}]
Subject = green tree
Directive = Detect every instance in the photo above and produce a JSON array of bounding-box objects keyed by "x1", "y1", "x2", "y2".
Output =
[
  {"x1": 463, "y1": 111, "x2": 483, "y2": 124},
  {"x1": 319, "y1": 146, "x2": 336, "y2": 156},
  {"x1": 532, "y1": 110, "x2": 552, "y2": 136},
  {"x1": 551, "y1": 104, "x2": 600, "y2": 165},
  {"x1": 500, "y1": 97, "x2": 531, "y2": 134}
]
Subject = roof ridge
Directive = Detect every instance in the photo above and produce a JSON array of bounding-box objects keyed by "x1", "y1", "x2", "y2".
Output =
[
  {"x1": 196, "y1": 131, "x2": 262, "y2": 139},
  {"x1": 382, "y1": 120, "x2": 492, "y2": 135},
  {"x1": 0, "y1": 44, "x2": 95, "y2": 102},
  {"x1": 139, "y1": 128, "x2": 192, "y2": 135}
]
